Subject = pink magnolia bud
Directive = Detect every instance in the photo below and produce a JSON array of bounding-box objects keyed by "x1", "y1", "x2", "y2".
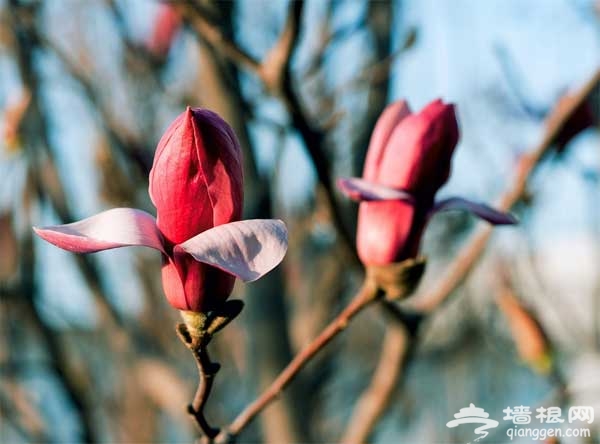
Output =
[
  {"x1": 34, "y1": 108, "x2": 288, "y2": 316},
  {"x1": 147, "y1": 4, "x2": 181, "y2": 58},
  {"x1": 338, "y1": 100, "x2": 514, "y2": 266},
  {"x1": 357, "y1": 99, "x2": 459, "y2": 265},
  {"x1": 149, "y1": 107, "x2": 243, "y2": 311}
]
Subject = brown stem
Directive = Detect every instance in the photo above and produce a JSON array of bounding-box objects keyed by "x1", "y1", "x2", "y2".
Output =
[
  {"x1": 190, "y1": 347, "x2": 220, "y2": 440},
  {"x1": 217, "y1": 281, "x2": 380, "y2": 442},
  {"x1": 173, "y1": 1, "x2": 261, "y2": 74},
  {"x1": 340, "y1": 323, "x2": 411, "y2": 444},
  {"x1": 339, "y1": 301, "x2": 422, "y2": 444},
  {"x1": 176, "y1": 327, "x2": 220, "y2": 441}
]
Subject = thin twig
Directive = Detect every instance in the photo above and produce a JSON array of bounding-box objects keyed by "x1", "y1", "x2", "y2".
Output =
[
  {"x1": 217, "y1": 282, "x2": 381, "y2": 442},
  {"x1": 38, "y1": 33, "x2": 153, "y2": 175},
  {"x1": 176, "y1": 326, "x2": 221, "y2": 441},
  {"x1": 189, "y1": 347, "x2": 220, "y2": 439},
  {"x1": 340, "y1": 323, "x2": 410, "y2": 444},
  {"x1": 173, "y1": 1, "x2": 261, "y2": 75}
]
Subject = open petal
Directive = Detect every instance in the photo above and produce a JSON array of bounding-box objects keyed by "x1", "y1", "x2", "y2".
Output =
[
  {"x1": 33, "y1": 208, "x2": 165, "y2": 253},
  {"x1": 337, "y1": 178, "x2": 415, "y2": 203},
  {"x1": 431, "y1": 197, "x2": 518, "y2": 225},
  {"x1": 175, "y1": 219, "x2": 288, "y2": 282}
]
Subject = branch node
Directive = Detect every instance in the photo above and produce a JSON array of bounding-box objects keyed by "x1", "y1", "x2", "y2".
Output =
[{"x1": 366, "y1": 256, "x2": 427, "y2": 301}]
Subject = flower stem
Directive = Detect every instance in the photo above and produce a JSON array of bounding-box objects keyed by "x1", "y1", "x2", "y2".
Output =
[
  {"x1": 189, "y1": 346, "x2": 220, "y2": 439},
  {"x1": 218, "y1": 281, "x2": 380, "y2": 442},
  {"x1": 176, "y1": 324, "x2": 220, "y2": 441}
]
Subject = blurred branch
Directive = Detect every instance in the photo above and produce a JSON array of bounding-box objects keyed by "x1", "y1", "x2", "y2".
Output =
[
  {"x1": 412, "y1": 67, "x2": 600, "y2": 313},
  {"x1": 11, "y1": 223, "x2": 98, "y2": 443},
  {"x1": 218, "y1": 281, "x2": 381, "y2": 443},
  {"x1": 495, "y1": 268, "x2": 554, "y2": 375},
  {"x1": 173, "y1": 1, "x2": 261, "y2": 74},
  {"x1": 105, "y1": 0, "x2": 169, "y2": 81},
  {"x1": 340, "y1": 323, "x2": 410, "y2": 444},
  {"x1": 7, "y1": 8, "x2": 190, "y2": 442},
  {"x1": 493, "y1": 44, "x2": 547, "y2": 119},
  {"x1": 338, "y1": 302, "x2": 422, "y2": 443},
  {"x1": 330, "y1": 28, "x2": 417, "y2": 101},
  {"x1": 308, "y1": 28, "x2": 416, "y2": 136},
  {"x1": 0, "y1": 381, "x2": 48, "y2": 442},
  {"x1": 299, "y1": 10, "x2": 367, "y2": 80},
  {"x1": 7, "y1": 1, "x2": 124, "y2": 328},
  {"x1": 37, "y1": 33, "x2": 153, "y2": 176}
]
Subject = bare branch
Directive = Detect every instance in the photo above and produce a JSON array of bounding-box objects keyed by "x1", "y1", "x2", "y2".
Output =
[
  {"x1": 175, "y1": 324, "x2": 221, "y2": 441},
  {"x1": 174, "y1": 1, "x2": 261, "y2": 75},
  {"x1": 217, "y1": 281, "x2": 381, "y2": 442},
  {"x1": 340, "y1": 323, "x2": 410, "y2": 444}
]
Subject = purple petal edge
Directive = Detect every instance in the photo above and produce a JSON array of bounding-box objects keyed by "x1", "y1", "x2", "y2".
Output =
[
  {"x1": 175, "y1": 219, "x2": 288, "y2": 282},
  {"x1": 431, "y1": 197, "x2": 518, "y2": 225},
  {"x1": 337, "y1": 177, "x2": 415, "y2": 203},
  {"x1": 33, "y1": 207, "x2": 165, "y2": 253}
]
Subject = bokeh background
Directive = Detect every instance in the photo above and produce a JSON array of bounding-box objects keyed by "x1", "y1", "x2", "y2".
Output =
[{"x1": 1, "y1": 0, "x2": 599, "y2": 443}]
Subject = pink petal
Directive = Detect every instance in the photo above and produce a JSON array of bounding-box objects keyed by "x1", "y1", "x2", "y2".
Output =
[
  {"x1": 175, "y1": 219, "x2": 288, "y2": 282},
  {"x1": 431, "y1": 197, "x2": 518, "y2": 225},
  {"x1": 149, "y1": 107, "x2": 243, "y2": 246},
  {"x1": 363, "y1": 100, "x2": 412, "y2": 181},
  {"x1": 33, "y1": 208, "x2": 165, "y2": 253},
  {"x1": 377, "y1": 100, "x2": 458, "y2": 193},
  {"x1": 337, "y1": 177, "x2": 415, "y2": 203}
]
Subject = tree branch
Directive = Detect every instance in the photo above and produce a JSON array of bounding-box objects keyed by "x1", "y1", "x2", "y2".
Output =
[
  {"x1": 173, "y1": 1, "x2": 261, "y2": 75},
  {"x1": 176, "y1": 325, "x2": 221, "y2": 441},
  {"x1": 217, "y1": 281, "x2": 381, "y2": 442},
  {"x1": 7, "y1": 1, "x2": 125, "y2": 328},
  {"x1": 340, "y1": 323, "x2": 410, "y2": 444}
]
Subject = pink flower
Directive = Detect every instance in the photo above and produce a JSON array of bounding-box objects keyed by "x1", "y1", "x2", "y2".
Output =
[
  {"x1": 338, "y1": 99, "x2": 516, "y2": 265},
  {"x1": 146, "y1": 4, "x2": 182, "y2": 58},
  {"x1": 34, "y1": 107, "x2": 288, "y2": 313}
]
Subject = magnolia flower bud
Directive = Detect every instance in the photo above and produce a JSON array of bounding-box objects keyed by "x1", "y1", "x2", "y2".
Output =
[
  {"x1": 34, "y1": 108, "x2": 288, "y2": 315},
  {"x1": 338, "y1": 99, "x2": 516, "y2": 267},
  {"x1": 358, "y1": 100, "x2": 459, "y2": 264},
  {"x1": 149, "y1": 107, "x2": 244, "y2": 311}
]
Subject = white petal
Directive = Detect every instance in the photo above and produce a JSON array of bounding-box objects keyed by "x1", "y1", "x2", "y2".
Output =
[
  {"x1": 175, "y1": 219, "x2": 288, "y2": 282},
  {"x1": 33, "y1": 208, "x2": 165, "y2": 253},
  {"x1": 337, "y1": 177, "x2": 415, "y2": 202}
]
